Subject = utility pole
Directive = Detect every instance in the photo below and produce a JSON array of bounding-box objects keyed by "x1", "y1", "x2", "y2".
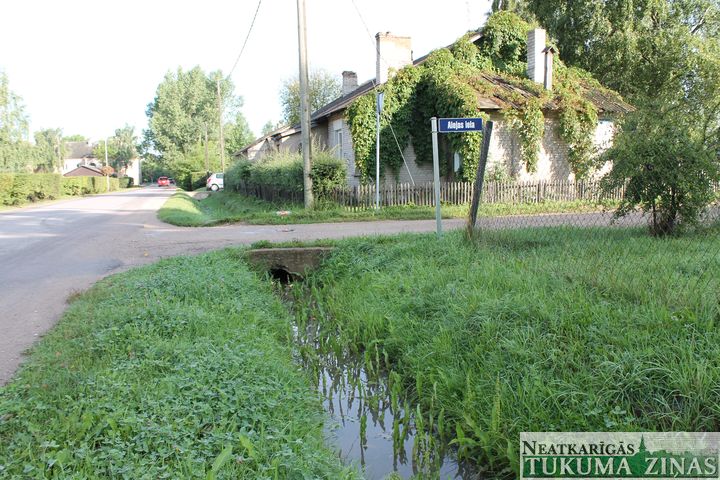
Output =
[
  {"x1": 216, "y1": 77, "x2": 226, "y2": 173},
  {"x1": 375, "y1": 92, "x2": 383, "y2": 209},
  {"x1": 104, "y1": 137, "x2": 110, "y2": 191},
  {"x1": 204, "y1": 123, "x2": 210, "y2": 173},
  {"x1": 296, "y1": 0, "x2": 313, "y2": 209}
]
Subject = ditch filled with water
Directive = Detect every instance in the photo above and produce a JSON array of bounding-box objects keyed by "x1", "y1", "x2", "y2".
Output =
[{"x1": 281, "y1": 280, "x2": 483, "y2": 480}]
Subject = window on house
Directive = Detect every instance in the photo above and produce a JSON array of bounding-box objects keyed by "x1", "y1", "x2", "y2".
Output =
[
  {"x1": 335, "y1": 129, "x2": 343, "y2": 159},
  {"x1": 453, "y1": 152, "x2": 462, "y2": 172}
]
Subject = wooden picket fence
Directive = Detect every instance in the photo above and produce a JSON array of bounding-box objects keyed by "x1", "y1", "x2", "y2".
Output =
[
  {"x1": 331, "y1": 180, "x2": 626, "y2": 211},
  {"x1": 235, "y1": 179, "x2": 627, "y2": 210}
]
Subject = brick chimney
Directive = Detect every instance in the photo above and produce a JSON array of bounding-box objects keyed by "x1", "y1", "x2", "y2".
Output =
[
  {"x1": 375, "y1": 32, "x2": 412, "y2": 85},
  {"x1": 342, "y1": 71, "x2": 358, "y2": 96},
  {"x1": 543, "y1": 46, "x2": 557, "y2": 90},
  {"x1": 527, "y1": 28, "x2": 546, "y2": 85}
]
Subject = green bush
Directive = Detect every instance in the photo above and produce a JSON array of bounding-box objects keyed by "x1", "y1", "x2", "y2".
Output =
[
  {"x1": 61, "y1": 177, "x2": 85, "y2": 196},
  {"x1": 88, "y1": 176, "x2": 119, "y2": 193},
  {"x1": 226, "y1": 150, "x2": 347, "y2": 202},
  {"x1": 0, "y1": 173, "x2": 15, "y2": 205},
  {"x1": 1, "y1": 173, "x2": 63, "y2": 205},
  {"x1": 602, "y1": 111, "x2": 720, "y2": 235},
  {"x1": 190, "y1": 171, "x2": 208, "y2": 190},
  {"x1": 225, "y1": 158, "x2": 253, "y2": 191},
  {"x1": 0, "y1": 173, "x2": 122, "y2": 206},
  {"x1": 310, "y1": 151, "x2": 347, "y2": 201},
  {"x1": 119, "y1": 176, "x2": 134, "y2": 188},
  {"x1": 61, "y1": 176, "x2": 119, "y2": 196},
  {"x1": 251, "y1": 152, "x2": 305, "y2": 192}
]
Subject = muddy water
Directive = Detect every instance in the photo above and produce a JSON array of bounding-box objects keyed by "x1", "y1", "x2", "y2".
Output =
[
  {"x1": 318, "y1": 360, "x2": 476, "y2": 479},
  {"x1": 293, "y1": 319, "x2": 480, "y2": 479}
]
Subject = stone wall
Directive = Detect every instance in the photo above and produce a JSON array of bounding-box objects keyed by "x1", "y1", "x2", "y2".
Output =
[{"x1": 486, "y1": 112, "x2": 616, "y2": 182}]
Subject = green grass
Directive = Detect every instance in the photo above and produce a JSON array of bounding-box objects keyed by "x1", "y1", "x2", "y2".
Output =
[
  {"x1": 157, "y1": 190, "x2": 615, "y2": 227},
  {"x1": 291, "y1": 227, "x2": 720, "y2": 476},
  {"x1": 0, "y1": 250, "x2": 359, "y2": 479}
]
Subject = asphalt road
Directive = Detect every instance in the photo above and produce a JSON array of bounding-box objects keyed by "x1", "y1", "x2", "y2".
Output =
[{"x1": 0, "y1": 187, "x2": 467, "y2": 384}]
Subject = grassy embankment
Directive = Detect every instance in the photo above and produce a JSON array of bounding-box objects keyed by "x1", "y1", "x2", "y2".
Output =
[
  {"x1": 4, "y1": 223, "x2": 718, "y2": 477},
  {"x1": 0, "y1": 250, "x2": 359, "y2": 479},
  {"x1": 294, "y1": 227, "x2": 720, "y2": 475},
  {"x1": 157, "y1": 190, "x2": 613, "y2": 226}
]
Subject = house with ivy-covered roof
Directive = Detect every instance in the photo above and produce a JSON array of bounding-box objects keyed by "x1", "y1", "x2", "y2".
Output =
[{"x1": 238, "y1": 12, "x2": 632, "y2": 186}]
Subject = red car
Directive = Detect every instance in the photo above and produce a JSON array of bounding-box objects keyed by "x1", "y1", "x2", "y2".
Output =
[{"x1": 157, "y1": 176, "x2": 170, "y2": 187}]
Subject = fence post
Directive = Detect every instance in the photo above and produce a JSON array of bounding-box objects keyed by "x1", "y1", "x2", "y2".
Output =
[{"x1": 467, "y1": 121, "x2": 493, "y2": 234}]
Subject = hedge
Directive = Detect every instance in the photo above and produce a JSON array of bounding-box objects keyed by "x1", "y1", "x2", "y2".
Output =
[
  {"x1": 118, "y1": 176, "x2": 134, "y2": 188},
  {"x1": 182, "y1": 171, "x2": 209, "y2": 191},
  {"x1": 0, "y1": 173, "x2": 121, "y2": 206},
  {"x1": 226, "y1": 150, "x2": 346, "y2": 201}
]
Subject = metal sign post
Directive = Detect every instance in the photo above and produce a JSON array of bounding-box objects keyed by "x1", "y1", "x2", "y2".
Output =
[
  {"x1": 430, "y1": 117, "x2": 442, "y2": 235},
  {"x1": 430, "y1": 117, "x2": 485, "y2": 236},
  {"x1": 468, "y1": 120, "x2": 494, "y2": 235}
]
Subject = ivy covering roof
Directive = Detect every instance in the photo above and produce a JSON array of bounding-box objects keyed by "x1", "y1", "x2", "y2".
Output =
[{"x1": 466, "y1": 72, "x2": 633, "y2": 114}]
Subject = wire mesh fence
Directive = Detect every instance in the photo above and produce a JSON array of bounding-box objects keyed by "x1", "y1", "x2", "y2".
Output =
[
  {"x1": 469, "y1": 198, "x2": 720, "y2": 340},
  {"x1": 236, "y1": 176, "x2": 720, "y2": 310}
]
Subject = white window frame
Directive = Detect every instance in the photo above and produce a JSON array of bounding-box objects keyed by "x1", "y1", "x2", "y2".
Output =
[{"x1": 335, "y1": 128, "x2": 343, "y2": 159}]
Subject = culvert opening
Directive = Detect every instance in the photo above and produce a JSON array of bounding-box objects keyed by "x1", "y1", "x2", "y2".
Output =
[{"x1": 269, "y1": 266, "x2": 297, "y2": 284}]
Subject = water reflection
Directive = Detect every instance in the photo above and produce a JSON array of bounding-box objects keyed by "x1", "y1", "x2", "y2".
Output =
[{"x1": 294, "y1": 318, "x2": 480, "y2": 479}]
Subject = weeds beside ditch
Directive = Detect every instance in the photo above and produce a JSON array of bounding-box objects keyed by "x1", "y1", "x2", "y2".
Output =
[
  {"x1": 4, "y1": 225, "x2": 719, "y2": 478},
  {"x1": 293, "y1": 228, "x2": 720, "y2": 477},
  {"x1": 0, "y1": 250, "x2": 359, "y2": 479}
]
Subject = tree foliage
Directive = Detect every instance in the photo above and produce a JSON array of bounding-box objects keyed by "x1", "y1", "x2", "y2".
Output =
[
  {"x1": 280, "y1": 69, "x2": 341, "y2": 126},
  {"x1": 261, "y1": 121, "x2": 277, "y2": 136},
  {"x1": 63, "y1": 134, "x2": 87, "y2": 142},
  {"x1": 492, "y1": 0, "x2": 720, "y2": 230},
  {"x1": 0, "y1": 71, "x2": 36, "y2": 172},
  {"x1": 34, "y1": 128, "x2": 66, "y2": 173},
  {"x1": 144, "y1": 67, "x2": 232, "y2": 157},
  {"x1": 94, "y1": 125, "x2": 138, "y2": 172},
  {"x1": 224, "y1": 112, "x2": 254, "y2": 157},
  {"x1": 142, "y1": 66, "x2": 254, "y2": 181},
  {"x1": 603, "y1": 109, "x2": 720, "y2": 235}
]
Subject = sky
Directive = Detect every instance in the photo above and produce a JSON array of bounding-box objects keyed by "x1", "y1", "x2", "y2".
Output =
[{"x1": 1, "y1": 0, "x2": 491, "y2": 142}]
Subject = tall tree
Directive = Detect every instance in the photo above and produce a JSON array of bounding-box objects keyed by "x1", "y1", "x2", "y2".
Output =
[
  {"x1": 144, "y1": 66, "x2": 237, "y2": 159},
  {"x1": 95, "y1": 125, "x2": 139, "y2": 172},
  {"x1": 261, "y1": 120, "x2": 277, "y2": 136},
  {"x1": 492, "y1": 0, "x2": 720, "y2": 103},
  {"x1": 0, "y1": 71, "x2": 36, "y2": 172},
  {"x1": 224, "y1": 111, "x2": 254, "y2": 157},
  {"x1": 34, "y1": 128, "x2": 66, "y2": 173},
  {"x1": 279, "y1": 69, "x2": 341, "y2": 126}
]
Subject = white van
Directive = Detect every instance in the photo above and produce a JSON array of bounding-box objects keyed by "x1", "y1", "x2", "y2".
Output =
[{"x1": 206, "y1": 173, "x2": 224, "y2": 191}]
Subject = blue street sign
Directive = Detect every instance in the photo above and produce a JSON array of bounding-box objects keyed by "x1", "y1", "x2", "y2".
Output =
[{"x1": 438, "y1": 117, "x2": 483, "y2": 133}]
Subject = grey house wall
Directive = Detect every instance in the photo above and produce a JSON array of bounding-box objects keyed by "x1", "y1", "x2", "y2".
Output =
[
  {"x1": 247, "y1": 110, "x2": 616, "y2": 185},
  {"x1": 327, "y1": 112, "x2": 615, "y2": 186}
]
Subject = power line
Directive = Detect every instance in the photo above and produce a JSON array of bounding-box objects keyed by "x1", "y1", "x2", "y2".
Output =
[
  {"x1": 228, "y1": 0, "x2": 263, "y2": 77},
  {"x1": 348, "y1": 0, "x2": 416, "y2": 185}
]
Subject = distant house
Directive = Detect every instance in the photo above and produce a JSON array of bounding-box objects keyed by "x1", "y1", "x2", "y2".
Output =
[
  {"x1": 119, "y1": 158, "x2": 142, "y2": 186},
  {"x1": 61, "y1": 141, "x2": 142, "y2": 185},
  {"x1": 63, "y1": 165, "x2": 103, "y2": 177},
  {"x1": 238, "y1": 29, "x2": 631, "y2": 186},
  {"x1": 62, "y1": 141, "x2": 99, "y2": 174}
]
